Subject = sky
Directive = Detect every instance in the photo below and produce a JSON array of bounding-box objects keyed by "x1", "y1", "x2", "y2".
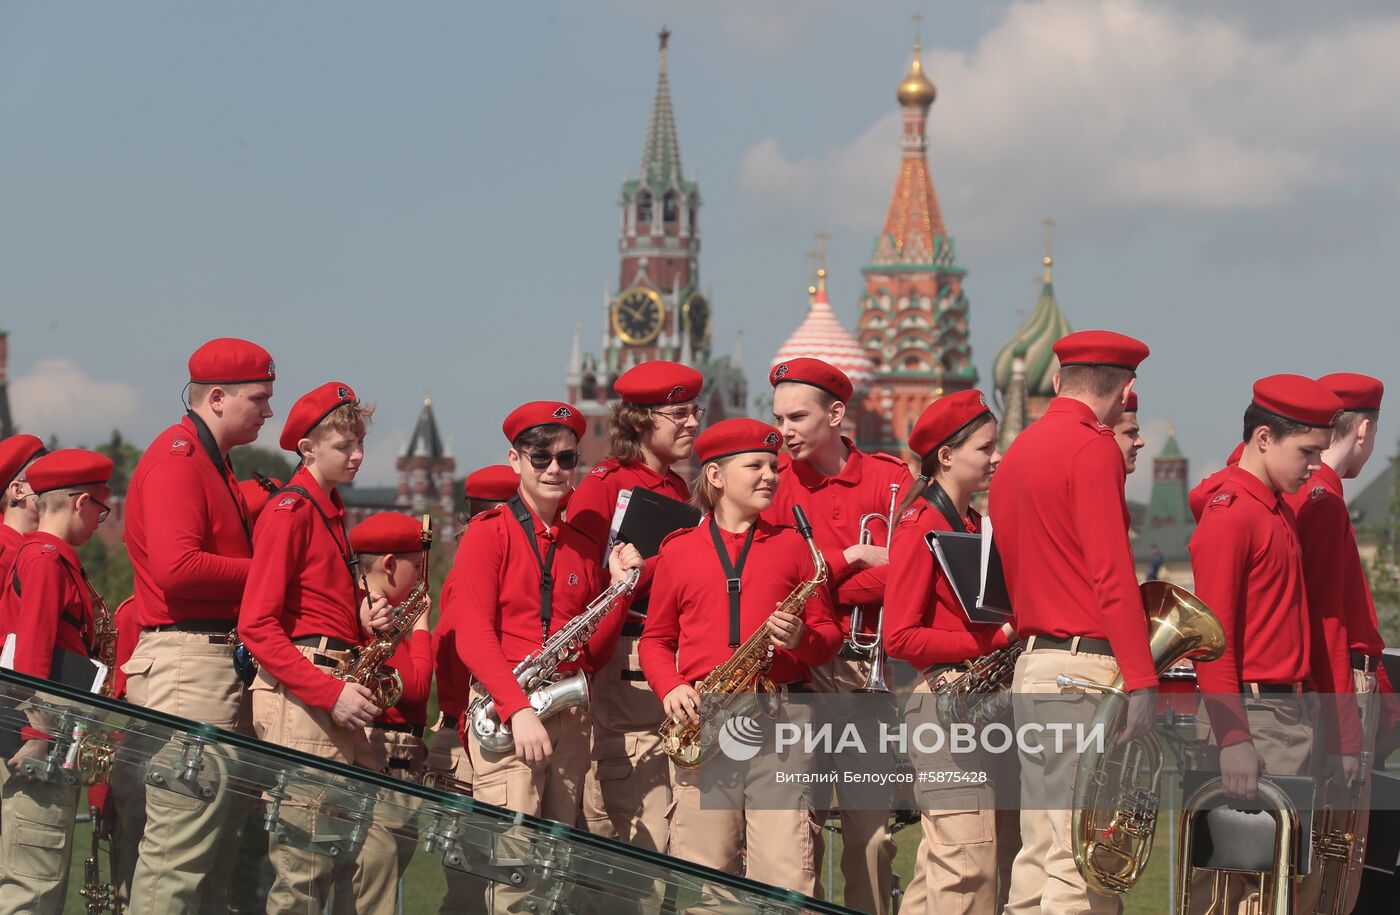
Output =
[{"x1": 3, "y1": 0, "x2": 1398, "y2": 504}]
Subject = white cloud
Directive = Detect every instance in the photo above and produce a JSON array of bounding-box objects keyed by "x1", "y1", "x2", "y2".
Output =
[
  {"x1": 10, "y1": 358, "x2": 141, "y2": 447},
  {"x1": 737, "y1": 0, "x2": 1400, "y2": 252}
]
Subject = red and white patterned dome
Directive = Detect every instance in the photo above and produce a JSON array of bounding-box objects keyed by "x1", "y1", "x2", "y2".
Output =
[{"x1": 771, "y1": 270, "x2": 876, "y2": 398}]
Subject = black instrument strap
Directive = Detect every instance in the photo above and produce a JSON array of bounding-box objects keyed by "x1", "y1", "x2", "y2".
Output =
[
  {"x1": 921, "y1": 481, "x2": 969, "y2": 533},
  {"x1": 278, "y1": 484, "x2": 358, "y2": 594},
  {"x1": 708, "y1": 516, "x2": 757, "y2": 649},
  {"x1": 186, "y1": 410, "x2": 254, "y2": 546},
  {"x1": 507, "y1": 495, "x2": 559, "y2": 641},
  {"x1": 7, "y1": 542, "x2": 97, "y2": 652}
]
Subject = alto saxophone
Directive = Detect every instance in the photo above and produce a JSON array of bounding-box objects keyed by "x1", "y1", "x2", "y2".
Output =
[
  {"x1": 933, "y1": 641, "x2": 1026, "y2": 729},
  {"x1": 660, "y1": 506, "x2": 827, "y2": 769},
  {"x1": 469, "y1": 567, "x2": 641, "y2": 752},
  {"x1": 334, "y1": 515, "x2": 432, "y2": 709},
  {"x1": 73, "y1": 591, "x2": 120, "y2": 786}
]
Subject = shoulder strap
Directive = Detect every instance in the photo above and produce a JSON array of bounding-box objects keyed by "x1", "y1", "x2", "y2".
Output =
[
  {"x1": 186, "y1": 410, "x2": 254, "y2": 546},
  {"x1": 920, "y1": 480, "x2": 968, "y2": 533},
  {"x1": 507, "y1": 494, "x2": 559, "y2": 640},
  {"x1": 276, "y1": 484, "x2": 358, "y2": 591}
]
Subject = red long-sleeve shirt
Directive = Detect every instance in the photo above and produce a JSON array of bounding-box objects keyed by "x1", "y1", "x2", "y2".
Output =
[
  {"x1": 639, "y1": 518, "x2": 841, "y2": 701},
  {"x1": 0, "y1": 533, "x2": 95, "y2": 679},
  {"x1": 237, "y1": 466, "x2": 362, "y2": 711},
  {"x1": 987, "y1": 398, "x2": 1157, "y2": 690},
  {"x1": 0, "y1": 524, "x2": 24, "y2": 584},
  {"x1": 763, "y1": 442, "x2": 912, "y2": 635},
  {"x1": 373, "y1": 629, "x2": 432, "y2": 728},
  {"x1": 884, "y1": 500, "x2": 1009, "y2": 669},
  {"x1": 1191, "y1": 466, "x2": 1312, "y2": 748},
  {"x1": 1188, "y1": 443, "x2": 1245, "y2": 522},
  {"x1": 433, "y1": 572, "x2": 469, "y2": 720},
  {"x1": 111, "y1": 597, "x2": 140, "y2": 699},
  {"x1": 566, "y1": 457, "x2": 691, "y2": 599},
  {"x1": 440, "y1": 501, "x2": 628, "y2": 724},
  {"x1": 124, "y1": 416, "x2": 254, "y2": 626}
]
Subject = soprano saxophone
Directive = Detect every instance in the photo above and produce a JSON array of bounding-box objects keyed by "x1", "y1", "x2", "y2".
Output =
[
  {"x1": 334, "y1": 515, "x2": 432, "y2": 709},
  {"x1": 469, "y1": 567, "x2": 641, "y2": 753},
  {"x1": 660, "y1": 506, "x2": 827, "y2": 769}
]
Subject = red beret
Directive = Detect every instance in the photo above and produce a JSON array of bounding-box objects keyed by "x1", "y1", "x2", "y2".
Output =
[
  {"x1": 25, "y1": 449, "x2": 113, "y2": 495},
  {"x1": 280, "y1": 382, "x2": 358, "y2": 452},
  {"x1": 0, "y1": 434, "x2": 47, "y2": 490},
  {"x1": 615, "y1": 361, "x2": 703, "y2": 406},
  {"x1": 1052, "y1": 330, "x2": 1150, "y2": 372},
  {"x1": 908, "y1": 390, "x2": 993, "y2": 460},
  {"x1": 1316, "y1": 373, "x2": 1383, "y2": 412},
  {"x1": 502, "y1": 401, "x2": 586, "y2": 444},
  {"x1": 188, "y1": 338, "x2": 276, "y2": 385},
  {"x1": 770, "y1": 358, "x2": 854, "y2": 403},
  {"x1": 349, "y1": 511, "x2": 429, "y2": 555},
  {"x1": 1124, "y1": 391, "x2": 1139, "y2": 413},
  {"x1": 238, "y1": 477, "x2": 280, "y2": 522},
  {"x1": 1251, "y1": 374, "x2": 1343, "y2": 428},
  {"x1": 694, "y1": 418, "x2": 783, "y2": 464},
  {"x1": 464, "y1": 464, "x2": 518, "y2": 502}
]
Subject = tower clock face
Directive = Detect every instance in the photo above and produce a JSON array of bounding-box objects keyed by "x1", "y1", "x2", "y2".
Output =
[
  {"x1": 683, "y1": 293, "x2": 710, "y2": 348},
  {"x1": 611, "y1": 287, "x2": 665, "y2": 346}
]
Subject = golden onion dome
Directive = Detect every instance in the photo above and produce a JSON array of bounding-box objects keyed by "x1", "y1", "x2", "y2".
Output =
[{"x1": 897, "y1": 43, "x2": 937, "y2": 108}]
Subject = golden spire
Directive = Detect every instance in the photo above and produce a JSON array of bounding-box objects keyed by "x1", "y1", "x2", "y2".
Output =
[
  {"x1": 1042, "y1": 216, "x2": 1056, "y2": 283},
  {"x1": 897, "y1": 15, "x2": 937, "y2": 108},
  {"x1": 816, "y1": 266, "x2": 828, "y2": 295}
]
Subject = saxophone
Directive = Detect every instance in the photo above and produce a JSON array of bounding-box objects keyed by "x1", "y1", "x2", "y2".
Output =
[
  {"x1": 933, "y1": 641, "x2": 1026, "y2": 729},
  {"x1": 79, "y1": 804, "x2": 117, "y2": 914},
  {"x1": 470, "y1": 567, "x2": 640, "y2": 752},
  {"x1": 334, "y1": 515, "x2": 432, "y2": 709},
  {"x1": 660, "y1": 506, "x2": 827, "y2": 769},
  {"x1": 73, "y1": 592, "x2": 120, "y2": 786}
]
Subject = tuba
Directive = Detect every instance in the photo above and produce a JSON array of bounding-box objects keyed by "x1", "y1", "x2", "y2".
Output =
[
  {"x1": 470, "y1": 567, "x2": 640, "y2": 752},
  {"x1": 660, "y1": 506, "x2": 827, "y2": 769},
  {"x1": 1175, "y1": 776, "x2": 1299, "y2": 915},
  {"x1": 1056, "y1": 581, "x2": 1226, "y2": 895}
]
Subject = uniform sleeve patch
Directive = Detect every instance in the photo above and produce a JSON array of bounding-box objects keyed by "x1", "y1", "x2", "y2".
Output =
[
  {"x1": 1209, "y1": 491, "x2": 1236, "y2": 508},
  {"x1": 899, "y1": 506, "x2": 920, "y2": 523},
  {"x1": 168, "y1": 437, "x2": 195, "y2": 456},
  {"x1": 1309, "y1": 485, "x2": 1327, "y2": 501},
  {"x1": 590, "y1": 462, "x2": 612, "y2": 477},
  {"x1": 274, "y1": 495, "x2": 304, "y2": 512}
]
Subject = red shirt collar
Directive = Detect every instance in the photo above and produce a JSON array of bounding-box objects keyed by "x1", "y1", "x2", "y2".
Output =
[
  {"x1": 790, "y1": 437, "x2": 864, "y2": 488},
  {"x1": 24, "y1": 530, "x2": 81, "y2": 567},
  {"x1": 1223, "y1": 464, "x2": 1284, "y2": 513},
  {"x1": 290, "y1": 465, "x2": 345, "y2": 520},
  {"x1": 622, "y1": 458, "x2": 685, "y2": 491},
  {"x1": 1044, "y1": 397, "x2": 1105, "y2": 427}
]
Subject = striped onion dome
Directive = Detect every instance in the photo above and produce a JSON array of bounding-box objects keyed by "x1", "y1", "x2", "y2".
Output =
[
  {"x1": 771, "y1": 269, "x2": 876, "y2": 398},
  {"x1": 993, "y1": 256, "x2": 1073, "y2": 399}
]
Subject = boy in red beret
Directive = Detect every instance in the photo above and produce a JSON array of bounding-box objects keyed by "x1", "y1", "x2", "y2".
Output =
[
  {"x1": 1286, "y1": 373, "x2": 1389, "y2": 914},
  {"x1": 0, "y1": 448, "x2": 113, "y2": 914},
  {"x1": 0, "y1": 434, "x2": 47, "y2": 578},
  {"x1": 439, "y1": 402, "x2": 641, "y2": 912},
  {"x1": 565, "y1": 359, "x2": 701, "y2": 854},
  {"x1": 766, "y1": 357, "x2": 910, "y2": 914},
  {"x1": 990, "y1": 329, "x2": 1155, "y2": 915},
  {"x1": 122, "y1": 337, "x2": 276, "y2": 913},
  {"x1": 331, "y1": 512, "x2": 432, "y2": 915},
  {"x1": 236, "y1": 382, "x2": 392, "y2": 914}
]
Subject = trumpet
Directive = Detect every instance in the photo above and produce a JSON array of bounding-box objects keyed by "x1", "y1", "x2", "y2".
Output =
[{"x1": 844, "y1": 483, "x2": 899, "y2": 694}]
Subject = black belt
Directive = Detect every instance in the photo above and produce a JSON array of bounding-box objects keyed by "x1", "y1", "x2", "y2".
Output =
[
  {"x1": 620, "y1": 669, "x2": 648, "y2": 682},
  {"x1": 1351, "y1": 652, "x2": 1381, "y2": 673},
  {"x1": 621, "y1": 621, "x2": 646, "y2": 638},
  {"x1": 292, "y1": 635, "x2": 356, "y2": 653},
  {"x1": 1244, "y1": 682, "x2": 1304, "y2": 696},
  {"x1": 373, "y1": 722, "x2": 425, "y2": 738},
  {"x1": 148, "y1": 619, "x2": 236, "y2": 641},
  {"x1": 1027, "y1": 634, "x2": 1114, "y2": 657},
  {"x1": 782, "y1": 683, "x2": 815, "y2": 694},
  {"x1": 440, "y1": 714, "x2": 459, "y2": 731}
]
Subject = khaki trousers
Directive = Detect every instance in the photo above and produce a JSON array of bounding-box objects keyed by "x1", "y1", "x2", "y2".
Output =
[
  {"x1": 124, "y1": 627, "x2": 252, "y2": 915},
  {"x1": 425, "y1": 721, "x2": 491, "y2": 915},
  {"x1": 666, "y1": 697, "x2": 821, "y2": 897},
  {"x1": 0, "y1": 747, "x2": 80, "y2": 915},
  {"x1": 467, "y1": 686, "x2": 591, "y2": 913},
  {"x1": 1004, "y1": 645, "x2": 1124, "y2": 915},
  {"x1": 107, "y1": 732, "x2": 150, "y2": 911},
  {"x1": 897, "y1": 673, "x2": 1020, "y2": 915},
  {"x1": 583, "y1": 633, "x2": 672, "y2": 854},
  {"x1": 252, "y1": 646, "x2": 378, "y2": 915},
  {"x1": 330, "y1": 726, "x2": 424, "y2": 915},
  {"x1": 810, "y1": 653, "x2": 897, "y2": 915}
]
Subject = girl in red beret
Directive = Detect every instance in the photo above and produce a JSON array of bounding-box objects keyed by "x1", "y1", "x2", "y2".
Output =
[
  {"x1": 638, "y1": 418, "x2": 840, "y2": 895},
  {"x1": 438, "y1": 401, "x2": 642, "y2": 909},
  {"x1": 881, "y1": 392, "x2": 1019, "y2": 915}
]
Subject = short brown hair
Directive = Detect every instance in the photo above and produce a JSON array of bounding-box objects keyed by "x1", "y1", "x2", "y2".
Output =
[
  {"x1": 774, "y1": 380, "x2": 838, "y2": 411},
  {"x1": 308, "y1": 401, "x2": 376, "y2": 444},
  {"x1": 690, "y1": 455, "x2": 737, "y2": 515},
  {"x1": 606, "y1": 402, "x2": 654, "y2": 464},
  {"x1": 1059, "y1": 365, "x2": 1134, "y2": 399},
  {"x1": 1332, "y1": 409, "x2": 1379, "y2": 441},
  {"x1": 1242, "y1": 402, "x2": 1316, "y2": 443},
  {"x1": 188, "y1": 381, "x2": 248, "y2": 409}
]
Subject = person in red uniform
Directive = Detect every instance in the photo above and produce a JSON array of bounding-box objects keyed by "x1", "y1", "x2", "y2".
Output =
[
  {"x1": 0, "y1": 434, "x2": 47, "y2": 576},
  {"x1": 640, "y1": 418, "x2": 841, "y2": 896},
  {"x1": 989, "y1": 330, "x2": 1156, "y2": 915},
  {"x1": 1288, "y1": 373, "x2": 1390, "y2": 914},
  {"x1": 333, "y1": 511, "x2": 433, "y2": 915},
  {"x1": 883, "y1": 391, "x2": 1019, "y2": 915},
  {"x1": 121, "y1": 337, "x2": 276, "y2": 915},
  {"x1": 0, "y1": 449, "x2": 113, "y2": 915},
  {"x1": 567, "y1": 360, "x2": 702, "y2": 854},
  {"x1": 237, "y1": 381, "x2": 392, "y2": 915},
  {"x1": 429, "y1": 464, "x2": 515, "y2": 915},
  {"x1": 1113, "y1": 390, "x2": 1145, "y2": 474},
  {"x1": 766, "y1": 357, "x2": 911, "y2": 915}
]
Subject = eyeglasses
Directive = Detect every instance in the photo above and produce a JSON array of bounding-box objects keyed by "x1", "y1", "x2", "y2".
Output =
[
  {"x1": 651, "y1": 407, "x2": 705, "y2": 425},
  {"x1": 69, "y1": 491, "x2": 111, "y2": 523},
  {"x1": 524, "y1": 449, "x2": 580, "y2": 471}
]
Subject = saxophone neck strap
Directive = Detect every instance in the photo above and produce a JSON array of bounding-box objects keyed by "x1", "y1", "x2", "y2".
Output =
[
  {"x1": 708, "y1": 515, "x2": 757, "y2": 649},
  {"x1": 921, "y1": 480, "x2": 969, "y2": 533},
  {"x1": 507, "y1": 494, "x2": 558, "y2": 641},
  {"x1": 278, "y1": 484, "x2": 359, "y2": 596},
  {"x1": 186, "y1": 409, "x2": 254, "y2": 547}
]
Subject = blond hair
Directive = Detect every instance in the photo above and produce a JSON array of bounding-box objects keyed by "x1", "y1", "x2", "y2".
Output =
[
  {"x1": 690, "y1": 455, "x2": 737, "y2": 515},
  {"x1": 308, "y1": 401, "x2": 376, "y2": 444}
]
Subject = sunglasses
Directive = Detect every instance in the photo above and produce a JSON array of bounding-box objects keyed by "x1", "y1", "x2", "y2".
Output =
[{"x1": 524, "y1": 449, "x2": 580, "y2": 471}]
